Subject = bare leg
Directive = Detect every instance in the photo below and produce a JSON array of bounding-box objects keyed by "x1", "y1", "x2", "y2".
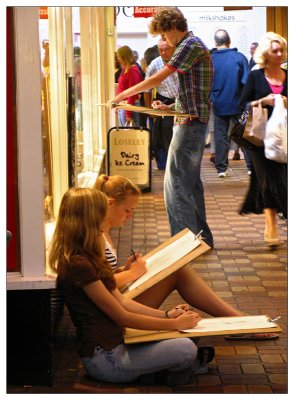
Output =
[
  {"x1": 264, "y1": 208, "x2": 278, "y2": 238},
  {"x1": 134, "y1": 265, "x2": 278, "y2": 339},
  {"x1": 134, "y1": 265, "x2": 243, "y2": 317}
]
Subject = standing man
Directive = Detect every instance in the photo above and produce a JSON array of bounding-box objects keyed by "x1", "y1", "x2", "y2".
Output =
[
  {"x1": 144, "y1": 39, "x2": 178, "y2": 169},
  {"x1": 111, "y1": 7, "x2": 214, "y2": 247},
  {"x1": 211, "y1": 29, "x2": 249, "y2": 178},
  {"x1": 248, "y1": 42, "x2": 258, "y2": 70}
]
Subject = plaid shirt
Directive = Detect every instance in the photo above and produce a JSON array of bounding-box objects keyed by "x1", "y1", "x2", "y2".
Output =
[
  {"x1": 145, "y1": 56, "x2": 179, "y2": 99},
  {"x1": 166, "y1": 32, "x2": 213, "y2": 124}
]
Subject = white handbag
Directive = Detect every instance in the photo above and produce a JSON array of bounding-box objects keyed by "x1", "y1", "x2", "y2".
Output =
[{"x1": 264, "y1": 94, "x2": 287, "y2": 163}]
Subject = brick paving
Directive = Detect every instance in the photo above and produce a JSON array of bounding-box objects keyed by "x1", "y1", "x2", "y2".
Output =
[{"x1": 7, "y1": 150, "x2": 288, "y2": 394}]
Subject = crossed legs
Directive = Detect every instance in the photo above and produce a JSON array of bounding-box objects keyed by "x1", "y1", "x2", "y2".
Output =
[{"x1": 134, "y1": 265, "x2": 243, "y2": 317}]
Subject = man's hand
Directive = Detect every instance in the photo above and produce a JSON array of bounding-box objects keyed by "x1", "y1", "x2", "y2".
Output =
[{"x1": 152, "y1": 100, "x2": 173, "y2": 110}]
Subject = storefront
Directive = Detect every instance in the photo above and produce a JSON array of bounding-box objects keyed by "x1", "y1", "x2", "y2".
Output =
[{"x1": 6, "y1": 6, "x2": 116, "y2": 385}]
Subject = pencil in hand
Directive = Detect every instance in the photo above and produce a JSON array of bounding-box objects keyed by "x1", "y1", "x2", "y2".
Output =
[{"x1": 131, "y1": 248, "x2": 137, "y2": 262}]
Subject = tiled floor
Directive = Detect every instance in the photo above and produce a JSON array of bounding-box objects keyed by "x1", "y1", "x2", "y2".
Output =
[{"x1": 8, "y1": 150, "x2": 288, "y2": 394}]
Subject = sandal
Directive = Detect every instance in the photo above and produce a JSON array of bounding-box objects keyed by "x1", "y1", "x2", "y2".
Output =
[
  {"x1": 225, "y1": 333, "x2": 279, "y2": 341},
  {"x1": 193, "y1": 346, "x2": 215, "y2": 375},
  {"x1": 197, "y1": 346, "x2": 215, "y2": 364}
]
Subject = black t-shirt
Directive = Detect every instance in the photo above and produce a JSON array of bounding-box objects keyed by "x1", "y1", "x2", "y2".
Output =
[{"x1": 57, "y1": 255, "x2": 124, "y2": 357}]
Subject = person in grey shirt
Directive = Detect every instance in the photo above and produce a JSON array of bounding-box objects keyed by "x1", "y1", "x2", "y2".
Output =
[{"x1": 144, "y1": 39, "x2": 179, "y2": 169}]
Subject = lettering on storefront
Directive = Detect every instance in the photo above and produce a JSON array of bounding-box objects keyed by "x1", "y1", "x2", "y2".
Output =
[
  {"x1": 115, "y1": 6, "x2": 159, "y2": 18},
  {"x1": 133, "y1": 7, "x2": 160, "y2": 18},
  {"x1": 39, "y1": 6, "x2": 48, "y2": 19}
]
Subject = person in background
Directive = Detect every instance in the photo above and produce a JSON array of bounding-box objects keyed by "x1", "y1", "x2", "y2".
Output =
[
  {"x1": 114, "y1": 52, "x2": 122, "y2": 83},
  {"x1": 248, "y1": 42, "x2": 259, "y2": 70},
  {"x1": 137, "y1": 45, "x2": 160, "y2": 128},
  {"x1": 110, "y1": 7, "x2": 214, "y2": 248},
  {"x1": 144, "y1": 39, "x2": 178, "y2": 169},
  {"x1": 116, "y1": 46, "x2": 144, "y2": 126},
  {"x1": 143, "y1": 46, "x2": 160, "y2": 69},
  {"x1": 239, "y1": 32, "x2": 287, "y2": 247},
  {"x1": 133, "y1": 49, "x2": 145, "y2": 77},
  {"x1": 49, "y1": 187, "x2": 214, "y2": 385},
  {"x1": 211, "y1": 29, "x2": 249, "y2": 178},
  {"x1": 93, "y1": 174, "x2": 279, "y2": 341}
]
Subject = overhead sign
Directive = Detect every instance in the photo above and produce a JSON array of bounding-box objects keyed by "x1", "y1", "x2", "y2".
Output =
[
  {"x1": 39, "y1": 6, "x2": 48, "y2": 19},
  {"x1": 133, "y1": 6, "x2": 160, "y2": 18}
]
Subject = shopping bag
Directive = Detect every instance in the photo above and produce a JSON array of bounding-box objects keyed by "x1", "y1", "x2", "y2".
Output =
[
  {"x1": 264, "y1": 94, "x2": 287, "y2": 163},
  {"x1": 243, "y1": 101, "x2": 268, "y2": 147},
  {"x1": 229, "y1": 104, "x2": 255, "y2": 150}
]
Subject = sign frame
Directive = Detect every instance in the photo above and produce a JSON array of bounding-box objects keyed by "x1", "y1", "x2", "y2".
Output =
[{"x1": 107, "y1": 126, "x2": 152, "y2": 192}]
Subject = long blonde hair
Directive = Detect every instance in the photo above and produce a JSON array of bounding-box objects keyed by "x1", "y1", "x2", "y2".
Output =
[
  {"x1": 94, "y1": 174, "x2": 141, "y2": 203},
  {"x1": 254, "y1": 32, "x2": 287, "y2": 68},
  {"x1": 49, "y1": 188, "x2": 109, "y2": 273}
]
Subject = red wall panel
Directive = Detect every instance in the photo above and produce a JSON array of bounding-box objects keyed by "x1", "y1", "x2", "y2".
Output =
[{"x1": 6, "y1": 7, "x2": 19, "y2": 271}]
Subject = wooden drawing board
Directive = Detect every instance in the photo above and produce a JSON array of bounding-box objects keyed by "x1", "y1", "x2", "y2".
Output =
[
  {"x1": 122, "y1": 228, "x2": 211, "y2": 300},
  {"x1": 113, "y1": 103, "x2": 194, "y2": 118},
  {"x1": 124, "y1": 315, "x2": 282, "y2": 344}
]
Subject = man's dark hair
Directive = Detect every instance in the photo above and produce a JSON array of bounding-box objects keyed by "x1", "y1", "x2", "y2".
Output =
[
  {"x1": 144, "y1": 46, "x2": 160, "y2": 66},
  {"x1": 214, "y1": 29, "x2": 231, "y2": 46}
]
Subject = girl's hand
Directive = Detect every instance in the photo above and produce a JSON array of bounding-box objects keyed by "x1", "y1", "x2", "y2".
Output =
[
  {"x1": 167, "y1": 304, "x2": 190, "y2": 319},
  {"x1": 129, "y1": 257, "x2": 147, "y2": 280},
  {"x1": 125, "y1": 253, "x2": 142, "y2": 270},
  {"x1": 174, "y1": 311, "x2": 202, "y2": 330}
]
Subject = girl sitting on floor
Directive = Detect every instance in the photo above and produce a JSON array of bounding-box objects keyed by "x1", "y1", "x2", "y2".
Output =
[
  {"x1": 93, "y1": 174, "x2": 279, "y2": 341},
  {"x1": 48, "y1": 187, "x2": 213, "y2": 385}
]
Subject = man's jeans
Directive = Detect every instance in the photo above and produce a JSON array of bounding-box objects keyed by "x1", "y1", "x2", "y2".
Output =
[
  {"x1": 82, "y1": 339, "x2": 197, "y2": 383},
  {"x1": 214, "y1": 114, "x2": 239, "y2": 173},
  {"x1": 164, "y1": 119, "x2": 213, "y2": 247}
]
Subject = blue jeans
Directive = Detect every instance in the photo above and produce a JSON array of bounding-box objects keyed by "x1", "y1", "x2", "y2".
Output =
[
  {"x1": 82, "y1": 338, "x2": 197, "y2": 383},
  {"x1": 164, "y1": 119, "x2": 213, "y2": 247},
  {"x1": 243, "y1": 148, "x2": 252, "y2": 171}
]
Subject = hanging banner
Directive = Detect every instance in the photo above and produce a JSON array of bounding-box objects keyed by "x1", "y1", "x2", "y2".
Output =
[
  {"x1": 39, "y1": 6, "x2": 48, "y2": 19},
  {"x1": 133, "y1": 6, "x2": 160, "y2": 18}
]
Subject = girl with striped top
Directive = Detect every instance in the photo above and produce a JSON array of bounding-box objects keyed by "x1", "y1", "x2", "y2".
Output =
[{"x1": 94, "y1": 175, "x2": 242, "y2": 317}]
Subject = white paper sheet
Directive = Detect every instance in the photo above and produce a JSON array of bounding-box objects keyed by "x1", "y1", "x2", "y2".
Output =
[
  {"x1": 181, "y1": 315, "x2": 277, "y2": 333},
  {"x1": 128, "y1": 230, "x2": 201, "y2": 291}
]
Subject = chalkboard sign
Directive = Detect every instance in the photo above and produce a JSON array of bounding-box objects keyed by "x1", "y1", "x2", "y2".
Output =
[{"x1": 107, "y1": 126, "x2": 151, "y2": 192}]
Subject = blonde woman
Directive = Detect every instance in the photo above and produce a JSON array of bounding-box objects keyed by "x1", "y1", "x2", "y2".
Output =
[{"x1": 240, "y1": 32, "x2": 287, "y2": 246}]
